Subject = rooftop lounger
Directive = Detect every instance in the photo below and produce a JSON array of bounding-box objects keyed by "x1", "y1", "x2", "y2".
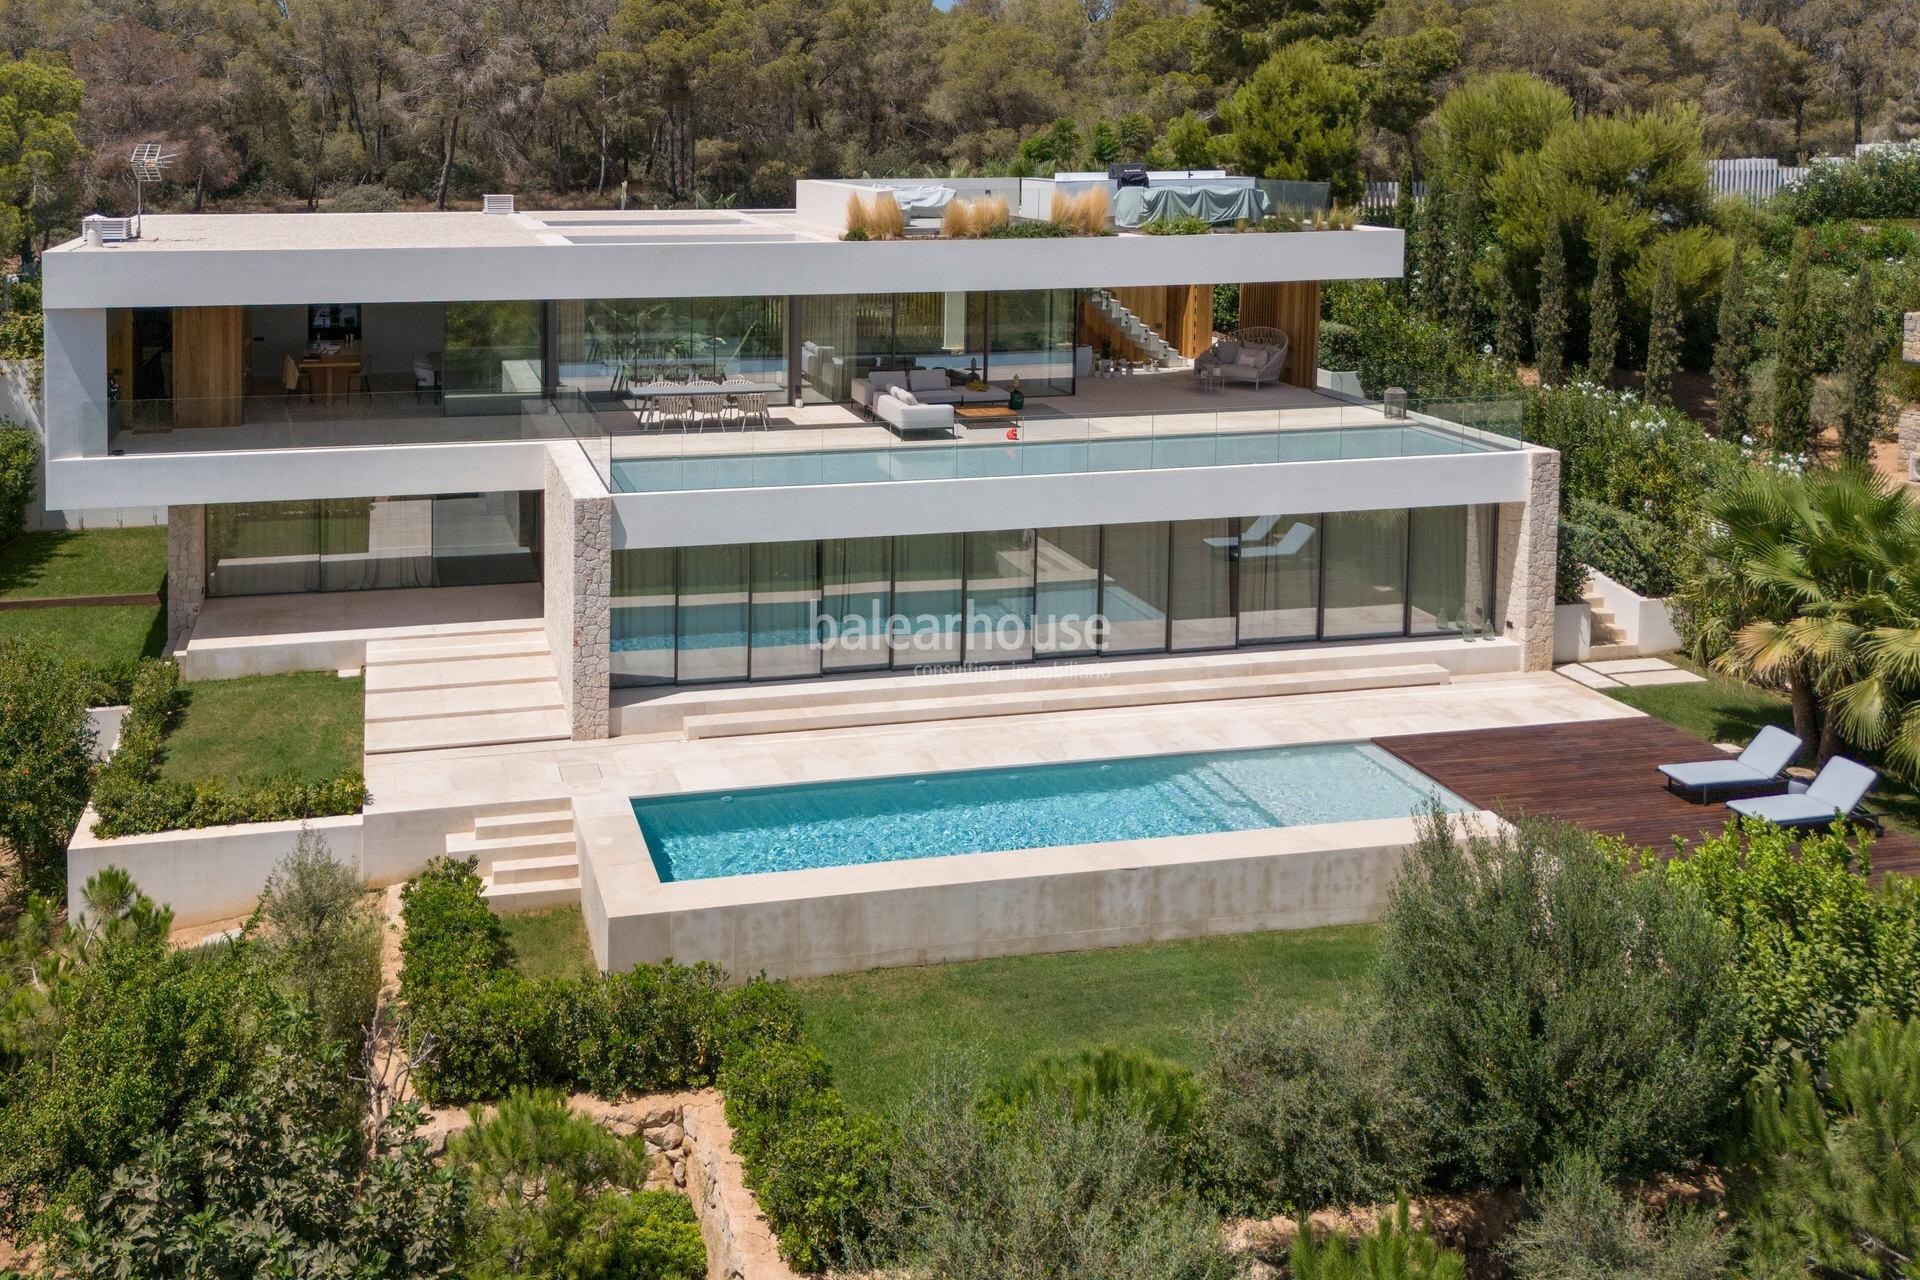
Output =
[
  {"x1": 1657, "y1": 725, "x2": 1801, "y2": 800},
  {"x1": 1727, "y1": 756, "x2": 1881, "y2": 833}
]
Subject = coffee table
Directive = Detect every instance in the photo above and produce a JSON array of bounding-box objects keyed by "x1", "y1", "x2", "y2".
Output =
[{"x1": 954, "y1": 404, "x2": 1021, "y2": 428}]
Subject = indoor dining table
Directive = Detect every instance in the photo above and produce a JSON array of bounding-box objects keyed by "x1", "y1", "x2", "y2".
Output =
[{"x1": 300, "y1": 352, "x2": 363, "y2": 405}]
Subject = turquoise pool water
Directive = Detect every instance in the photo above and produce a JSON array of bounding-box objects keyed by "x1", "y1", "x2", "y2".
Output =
[
  {"x1": 633, "y1": 742, "x2": 1469, "y2": 882},
  {"x1": 608, "y1": 423, "x2": 1507, "y2": 493}
]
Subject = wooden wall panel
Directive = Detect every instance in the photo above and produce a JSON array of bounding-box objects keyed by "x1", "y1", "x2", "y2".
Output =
[
  {"x1": 1237, "y1": 282, "x2": 1320, "y2": 387},
  {"x1": 171, "y1": 306, "x2": 247, "y2": 428},
  {"x1": 1165, "y1": 284, "x2": 1213, "y2": 358}
]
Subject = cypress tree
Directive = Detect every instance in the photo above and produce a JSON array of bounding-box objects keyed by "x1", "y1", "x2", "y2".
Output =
[
  {"x1": 1393, "y1": 158, "x2": 1417, "y2": 302},
  {"x1": 1711, "y1": 242, "x2": 1752, "y2": 438},
  {"x1": 1416, "y1": 177, "x2": 1450, "y2": 318},
  {"x1": 1586, "y1": 229, "x2": 1619, "y2": 385},
  {"x1": 1838, "y1": 264, "x2": 1884, "y2": 466},
  {"x1": 1534, "y1": 230, "x2": 1568, "y2": 385},
  {"x1": 1448, "y1": 186, "x2": 1480, "y2": 340},
  {"x1": 1643, "y1": 244, "x2": 1681, "y2": 406},
  {"x1": 1772, "y1": 236, "x2": 1816, "y2": 456},
  {"x1": 1493, "y1": 263, "x2": 1526, "y2": 366}
]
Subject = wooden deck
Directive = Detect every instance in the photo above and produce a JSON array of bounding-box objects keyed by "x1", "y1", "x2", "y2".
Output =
[{"x1": 1375, "y1": 717, "x2": 1920, "y2": 882}]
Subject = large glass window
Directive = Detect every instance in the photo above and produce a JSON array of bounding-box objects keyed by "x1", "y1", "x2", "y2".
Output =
[
  {"x1": 1410, "y1": 506, "x2": 1497, "y2": 635},
  {"x1": 987, "y1": 290, "x2": 1076, "y2": 395},
  {"x1": 207, "y1": 494, "x2": 536, "y2": 597},
  {"x1": 1169, "y1": 519, "x2": 1235, "y2": 650},
  {"x1": 676, "y1": 545, "x2": 750, "y2": 683},
  {"x1": 558, "y1": 296, "x2": 786, "y2": 393},
  {"x1": 966, "y1": 529, "x2": 1035, "y2": 663},
  {"x1": 1101, "y1": 522, "x2": 1169, "y2": 653},
  {"x1": 1323, "y1": 510, "x2": 1409, "y2": 639},
  {"x1": 612, "y1": 547, "x2": 677, "y2": 687},
  {"x1": 1034, "y1": 526, "x2": 1101, "y2": 657},
  {"x1": 1237, "y1": 514, "x2": 1320, "y2": 643},
  {"x1": 892, "y1": 533, "x2": 964, "y2": 665},
  {"x1": 751, "y1": 541, "x2": 822, "y2": 680},
  {"x1": 443, "y1": 301, "x2": 543, "y2": 415},
  {"x1": 821, "y1": 537, "x2": 892, "y2": 671}
]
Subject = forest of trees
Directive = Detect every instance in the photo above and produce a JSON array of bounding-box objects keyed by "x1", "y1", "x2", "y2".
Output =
[{"x1": 1, "y1": 0, "x2": 1919, "y2": 252}]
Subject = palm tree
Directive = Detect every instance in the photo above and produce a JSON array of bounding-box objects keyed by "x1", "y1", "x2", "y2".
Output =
[{"x1": 1682, "y1": 465, "x2": 1920, "y2": 774}]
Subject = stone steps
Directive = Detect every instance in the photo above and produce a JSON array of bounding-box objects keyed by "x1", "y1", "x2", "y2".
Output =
[
  {"x1": 367, "y1": 707, "x2": 572, "y2": 753},
  {"x1": 443, "y1": 802, "x2": 585, "y2": 915},
  {"x1": 364, "y1": 630, "x2": 553, "y2": 664},
  {"x1": 681, "y1": 662, "x2": 1450, "y2": 739},
  {"x1": 365, "y1": 679, "x2": 565, "y2": 722},
  {"x1": 362, "y1": 625, "x2": 569, "y2": 754},
  {"x1": 365, "y1": 652, "x2": 559, "y2": 693}
]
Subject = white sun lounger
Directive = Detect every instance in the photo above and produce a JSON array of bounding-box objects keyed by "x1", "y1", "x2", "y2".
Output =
[
  {"x1": 1728, "y1": 756, "x2": 1879, "y2": 832},
  {"x1": 1657, "y1": 725, "x2": 1801, "y2": 799}
]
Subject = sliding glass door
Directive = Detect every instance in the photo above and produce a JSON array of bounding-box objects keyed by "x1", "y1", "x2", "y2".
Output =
[
  {"x1": 821, "y1": 537, "x2": 892, "y2": 672},
  {"x1": 1169, "y1": 519, "x2": 1235, "y2": 650},
  {"x1": 1237, "y1": 514, "x2": 1320, "y2": 643},
  {"x1": 676, "y1": 545, "x2": 750, "y2": 683},
  {"x1": 965, "y1": 529, "x2": 1035, "y2": 663},
  {"x1": 1033, "y1": 526, "x2": 1101, "y2": 657},
  {"x1": 1322, "y1": 510, "x2": 1409, "y2": 639},
  {"x1": 751, "y1": 541, "x2": 821, "y2": 680},
  {"x1": 892, "y1": 533, "x2": 964, "y2": 665},
  {"x1": 1101, "y1": 522, "x2": 1169, "y2": 653}
]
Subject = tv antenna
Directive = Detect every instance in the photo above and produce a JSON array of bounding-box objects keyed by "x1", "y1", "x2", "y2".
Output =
[{"x1": 130, "y1": 142, "x2": 176, "y2": 238}]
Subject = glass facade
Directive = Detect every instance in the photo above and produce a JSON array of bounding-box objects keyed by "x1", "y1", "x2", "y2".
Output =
[
  {"x1": 205, "y1": 493, "x2": 540, "y2": 597},
  {"x1": 555, "y1": 296, "x2": 787, "y2": 390},
  {"x1": 610, "y1": 506, "x2": 1500, "y2": 687},
  {"x1": 797, "y1": 290, "x2": 1075, "y2": 403}
]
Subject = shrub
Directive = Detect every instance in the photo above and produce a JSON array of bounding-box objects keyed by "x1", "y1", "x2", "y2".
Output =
[
  {"x1": 1560, "y1": 495, "x2": 1685, "y2": 600},
  {"x1": 88, "y1": 659, "x2": 368, "y2": 838},
  {"x1": 0, "y1": 422, "x2": 36, "y2": 543},
  {"x1": 1503, "y1": 1151, "x2": 1731, "y2": 1280},
  {"x1": 0, "y1": 638, "x2": 95, "y2": 894},
  {"x1": 865, "y1": 1062, "x2": 1231, "y2": 1280},
  {"x1": 1200, "y1": 1001, "x2": 1430, "y2": 1214},
  {"x1": 1743, "y1": 1011, "x2": 1920, "y2": 1279},
  {"x1": 1322, "y1": 279, "x2": 1520, "y2": 401},
  {"x1": 252, "y1": 828, "x2": 382, "y2": 1053},
  {"x1": 1381, "y1": 811, "x2": 1744, "y2": 1187},
  {"x1": 451, "y1": 1089, "x2": 702, "y2": 1280},
  {"x1": 1142, "y1": 213, "x2": 1214, "y2": 235},
  {"x1": 981, "y1": 219, "x2": 1072, "y2": 238},
  {"x1": 1521, "y1": 379, "x2": 1736, "y2": 534},
  {"x1": 323, "y1": 183, "x2": 399, "y2": 213},
  {"x1": 940, "y1": 194, "x2": 1009, "y2": 238},
  {"x1": 844, "y1": 191, "x2": 904, "y2": 240},
  {"x1": 1780, "y1": 145, "x2": 1920, "y2": 222},
  {"x1": 983, "y1": 1045, "x2": 1201, "y2": 1140},
  {"x1": 1290, "y1": 1197, "x2": 1466, "y2": 1280},
  {"x1": 1666, "y1": 823, "x2": 1920, "y2": 1081}
]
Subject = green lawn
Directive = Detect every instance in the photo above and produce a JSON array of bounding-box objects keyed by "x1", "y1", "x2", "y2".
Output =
[
  {"x1": 791, "y1": 925, "x2": 1381, "y2": 1112},
  {"x1": 1606, "y1": 660, "x2": 1920, "y2": 836},
  {"x1": 502, "y1": 906, "x2": 599, "y2": 980},
  {"x1": 158, "y1": 672, "x2": 365, "y2": 786},
  {"x1": 0, "y1": 527, "x2": 167, "y2": 599},
  {"x1": 0, "y1": 603, "x2": 166, "y2": 665}
]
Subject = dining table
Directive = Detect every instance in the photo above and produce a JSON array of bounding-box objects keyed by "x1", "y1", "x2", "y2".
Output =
[{"x1": 300, "y1": 351, "x2": 364, "y2": 405}]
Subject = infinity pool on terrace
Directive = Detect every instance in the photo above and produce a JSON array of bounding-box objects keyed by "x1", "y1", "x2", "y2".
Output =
[
  {"x1": 608, "y1": 422, "x2": 1509, "y2": 493},
  {"x1": 633, "y1": 742, "x2": 1470, "y2": 882}
]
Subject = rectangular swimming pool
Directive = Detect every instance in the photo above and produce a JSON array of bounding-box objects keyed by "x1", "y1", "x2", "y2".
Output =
[{"x1": 633, "y1": 742, "x2": 1469, "y2": 882}]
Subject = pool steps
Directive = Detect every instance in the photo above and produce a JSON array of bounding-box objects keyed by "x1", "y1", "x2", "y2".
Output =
[
  {"x1": 674, "y1": 662, "x2": 1451, "y2": 740},
  {"x1": 363, "y1": 627, "x2": 570, "y2": 753},
  {"x1": 442, "y1": 803, "x2": 585, "y2": 914}
]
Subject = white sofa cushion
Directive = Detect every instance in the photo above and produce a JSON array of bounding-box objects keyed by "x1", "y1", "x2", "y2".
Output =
[{"x1": 890, "y1": 386, "x2": 921, "y2": 405}]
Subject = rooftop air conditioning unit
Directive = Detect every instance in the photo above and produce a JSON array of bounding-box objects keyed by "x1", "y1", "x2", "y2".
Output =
[
  {"x1": 83, "y1": 214, "x2": 135, "y2": 243},
  {"x1": 482, "y1": 194, "x2": 515, "y2": 215}
]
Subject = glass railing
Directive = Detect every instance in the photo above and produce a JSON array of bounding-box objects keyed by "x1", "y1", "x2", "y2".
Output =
[
  {"x1": 599, "y1": 401, "x2": 1523, "y2": 495},
  {"x1": 101, "y1": 389, "x2": 595, "y2": 455}
]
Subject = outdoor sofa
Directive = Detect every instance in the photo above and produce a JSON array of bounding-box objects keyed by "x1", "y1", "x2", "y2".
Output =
[{"x1": 1193, "y1": 327, "x2": 1290, "y2": 388}]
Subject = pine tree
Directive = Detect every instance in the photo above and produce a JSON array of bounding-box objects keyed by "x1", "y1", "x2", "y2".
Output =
[
  {"x1": 1448, "y1": 186, "x2": 1480, "y2": 340},
  {"x1": 1711, "y1": 242, "x2": 1753, "y2": 439},
  {"x1": 1838, "y1": 264, "x2": 1885, "y2": 467},
  {"x1": 1493, "y1": 263, "x2": 1526, "y2": 366},
  {"x1": 1534, "y1": 230, "x2": 1568, "y2": 385},
  {"x1": 1586, "y1": 229, "x2": 1619, "y2": 385},
  {"x1": 1772, "y1": 236, "x2": 1816, "y2": 457},
  {"x1": 1643, "y1": 245, "x2": 1680, "y2": 406},
  {"x1": 1416, "y1": 177, "x2": 1450, "y2": 318}
]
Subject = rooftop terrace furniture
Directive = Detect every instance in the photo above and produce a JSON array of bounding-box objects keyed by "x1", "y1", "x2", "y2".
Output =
[
  {"x1": 1114, "y1": 183, "x2": 1270, "y2": 229},
  {"x1": 871, "y1": 385, "x2": 955, "y2": 437},
  {"x1": 1727, "y1": 755, "x2": 1881, "y2": 833},
  {"x1": 1657, "y1": 724, "x2": 1801, "y2": 800},
  {"x1": 1194, "y1": 327, "x2": 1290, "y2": 389}
]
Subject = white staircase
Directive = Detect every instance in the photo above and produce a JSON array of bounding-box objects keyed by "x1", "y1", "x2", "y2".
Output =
[
  {"x1": 448, "y1": 803, "x2": 582, "y2": 913},
  {"x1": 1581, "y1": 591, "x2": 1636, "y2": 662},
  {"x1": 1088, "y1": 290, "x2": 1185, "y2": 368},
  {"x1": 363, "y1": 626, "x2": 571, "y2": 753}
]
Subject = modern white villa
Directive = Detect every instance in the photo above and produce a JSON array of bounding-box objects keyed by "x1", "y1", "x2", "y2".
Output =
[{"x1": 43, "y1": 173, "x2": 1565, "y2": 976}]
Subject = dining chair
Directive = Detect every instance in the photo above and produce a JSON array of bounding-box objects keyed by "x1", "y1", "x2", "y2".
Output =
[
  {"x1": 687, "y1": 381, "x2": 728, "y2": 431},
  {"x1": 283, "y1": 353, "x2": 312, "y2": 400},
  {"x1": 655, "y1": 384, "x2": 694, "y2": 432}
]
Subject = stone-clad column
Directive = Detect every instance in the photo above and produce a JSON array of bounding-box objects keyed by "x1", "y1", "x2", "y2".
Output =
[
  {"x1": 543, "y1": 443, "x2": 612, "y2": 740},
  {"x1": 165, "y1": 504, "x2": 206, "y2": 653},
  {"x1": 1497, "y1": 445, "x2": 1560, "y2": 672}
]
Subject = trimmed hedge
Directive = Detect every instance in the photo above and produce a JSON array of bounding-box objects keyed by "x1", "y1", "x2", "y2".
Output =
[
  {"x1": 0, "y1": 423, "x2": 36, "y2": 545},
  {"x1": 398, "y1": 857, "x2": 883, "y2": 1271},
  {"x1": 88, "y1": 660, "x2": 369, "y2": 837}
]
